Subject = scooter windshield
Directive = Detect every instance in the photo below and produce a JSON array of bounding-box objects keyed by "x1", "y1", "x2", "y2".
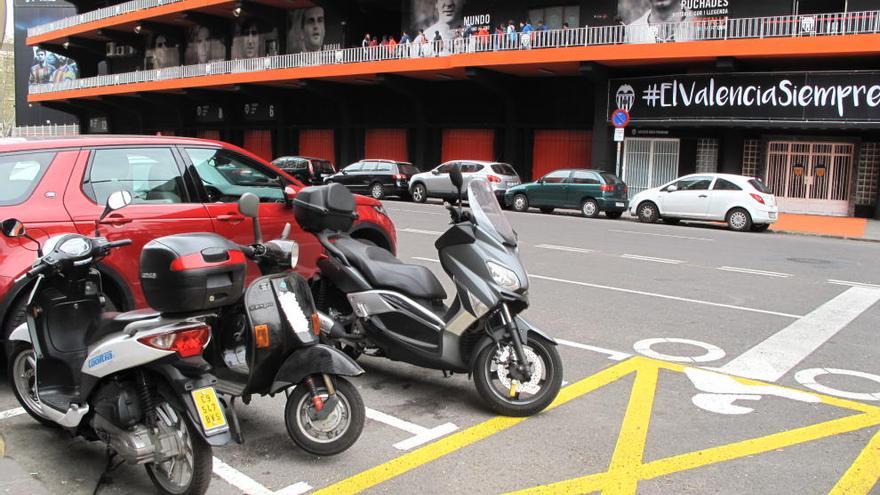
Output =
[{"x1": 468, "y1": 179, "x2": 517, "y2": 246}]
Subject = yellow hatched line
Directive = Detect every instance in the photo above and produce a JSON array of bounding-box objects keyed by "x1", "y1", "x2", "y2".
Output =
[
  {"x1": 312, "y1": 359, "x2": 640, "y2": 495},
  {"x1": 604, "y1": 364, "x2": 659, "y2": 495},
  {"x1": 828, "y1": 428, "x2": 880, "y2": 495}
]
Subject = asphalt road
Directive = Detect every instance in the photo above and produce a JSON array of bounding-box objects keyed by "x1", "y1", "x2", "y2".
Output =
[{"x1": 2, "y1": 199, "x2": 879, "y2": 495}]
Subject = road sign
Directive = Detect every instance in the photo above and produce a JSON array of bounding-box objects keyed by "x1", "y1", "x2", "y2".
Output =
[
  {"x1": 614, "y1": 128, "x2": 625, "y2": 142},
  {"x1": 611, "y1": 108, "x2": 630, "y2": 128}
]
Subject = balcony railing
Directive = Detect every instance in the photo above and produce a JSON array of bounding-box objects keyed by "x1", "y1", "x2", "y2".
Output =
[
  {"x1": 29, "y1": 10, "x2": 880, "y2": 96},
  {"x1": 28, "y1": 0, "x2": 184, "y2": 38}
]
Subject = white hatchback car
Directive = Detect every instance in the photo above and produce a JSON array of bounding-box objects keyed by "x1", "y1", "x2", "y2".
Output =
[{"x1": 628, "y1": 173, "x2": 778, "y2": 232}]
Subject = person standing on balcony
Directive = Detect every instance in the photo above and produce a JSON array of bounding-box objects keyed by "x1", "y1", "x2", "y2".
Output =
[
  {"x1": 433, "y1": 30, "x2": 443, "y2": 56},
  {"x1": 506, "y1": 20, "x2": 517, "y2": 49},
  {"x1": 520, "y1": 20, "x2": 533, "y2": 49},
  {"x1": 361, "y1": 33, "x2": 371, "y2": 54},
  {"x1": 413, "y1": 30, "x2": 426, "y2": 56}
]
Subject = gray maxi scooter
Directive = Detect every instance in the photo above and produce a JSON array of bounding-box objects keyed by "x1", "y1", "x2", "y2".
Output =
[{"x1": 295, "y1": 166, "x2": 563, "y2": 416}]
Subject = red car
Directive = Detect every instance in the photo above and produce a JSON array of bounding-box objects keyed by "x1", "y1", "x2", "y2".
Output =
[{"x1": 0, "y1": 135, "x2": 397, "y2": 348}]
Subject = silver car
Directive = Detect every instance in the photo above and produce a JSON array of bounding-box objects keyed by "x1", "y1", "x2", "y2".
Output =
[{"x1": 409, "y1": 160, "x2": 521, "y2": 203}]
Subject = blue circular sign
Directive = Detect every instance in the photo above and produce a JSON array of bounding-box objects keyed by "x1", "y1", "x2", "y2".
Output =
[{"x1": 611, "y1": 109, "x2": 630, "y2": 128}]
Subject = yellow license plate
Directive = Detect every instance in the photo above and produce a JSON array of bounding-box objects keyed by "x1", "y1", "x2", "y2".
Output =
[{"x1": 191, "y1": 387, "x2": 228, "y2": 434}]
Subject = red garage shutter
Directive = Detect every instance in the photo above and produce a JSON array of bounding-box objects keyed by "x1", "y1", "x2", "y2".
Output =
[
  {"x1": 442, "y1": 129, "x2": 494, "y2": 163},
  {"x1": 243, "y1": 130, "x2": 273, "y2": 161},
  {"x1": 196, "y1": 130, "x2": 221, "y2": 141},
  {"x1": 365, "y1": 129, "x2": 408, "y2": 162},
  {"x1": 299, "y1": 129, "x2": 335, "y2": 164},
  {"x1": 532, "y1": 130, "x2": 591, "y2": 180}
]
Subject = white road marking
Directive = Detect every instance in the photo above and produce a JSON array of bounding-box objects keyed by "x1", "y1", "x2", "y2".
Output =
[
  {"x1": 386, "y1": 208, "x2": 444, "y2": 216},
  {"x1": 212, "y1": 457, "x2": 283, "y2": 495},
  {"x1": 621, "y1": 254, "x2": 686, "y2": 265},
  {"x1": 534, "y1": 244, "x2": 595, "y2": 254},
  {"x1": 716, "y1": 286, "x2": 880, "y2": 382},
  {"x1": 0, "y1": 408, "x2": 26, "y2": 421},
  {"x1": 529, "y1": 274, "x2": 802, "y2": 319},
  {"x1": 718, "y1": 266, "x2": 793, "y2": 278},
  {"x1": 556, "y1": 338, "x2": 632, "y2": 361},
  {"x1": 633, "y1": 338, "x2": 726, "y2": 363},
  {"x1": 608, "y1": 229, "x2": 714, "y2": 242},
  {"x1": 688, "y1": 368, "x2": 820, "y2": 415},
  {"x1": 827, "y1": 279, "x2": 880, "y2": 290},
  {"x1": 400, "y1": 228, "x2": 443, "y2": 236},
  {"x1": 275, "y1": 482, "x2": 314, "y2": 495},
  {"x1": 365, "y1": 407, "x2": 458, "y2": 451},
  {"x1": 794, "y1": 368, "x2": 880, "y2": 401}
]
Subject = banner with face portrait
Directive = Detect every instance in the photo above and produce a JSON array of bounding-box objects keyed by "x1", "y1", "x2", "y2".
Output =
[
  {"x1": 410, "y1": 0, "x2": 466, "y2": 41},
  {"x1": 618, "y1": 0, "x2": 790, "y2": 25},
  {"x1": 145, "y1": 33, "x2": 180, "y2": 69},
  {"x1": 184, "y1": 24, "x2": 226, "y2": 64},
  {"x1": 232, "y1": 18, "x2": 279, "y2": 59}
]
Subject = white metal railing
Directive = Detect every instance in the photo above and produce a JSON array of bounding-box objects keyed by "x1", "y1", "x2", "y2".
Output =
[
  {"x1": 28, "y1": 0, "x2": 184, "y2": 38},
  {"x1": 11, "y1": 124, "x2": 80, "y2": 136},
  {"x1": 29, "y1": 10, "x2": 880, "y2": 96}
]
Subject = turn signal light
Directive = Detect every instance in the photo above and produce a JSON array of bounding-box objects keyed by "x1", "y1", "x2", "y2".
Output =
[
  {"x1": 138, "y1": 324, "x2": 211, "y2": 358},
  {"x1": 310, "y1": 313, "x2": 321, "y2": 336},
  {"x1": 487, "y1": 175, "x2": 502, "y2": 183},
  {"x1": 750, "y1": 193, "x2": 766, "y2": 205}
]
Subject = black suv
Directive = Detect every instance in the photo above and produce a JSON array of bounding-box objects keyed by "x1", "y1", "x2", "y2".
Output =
[
  {"x1": 325, "y1": 159, "x2": 420, "y2": 200},
  {"x1": 271, "y1": 156, "x2": 336, "y2": 185}
]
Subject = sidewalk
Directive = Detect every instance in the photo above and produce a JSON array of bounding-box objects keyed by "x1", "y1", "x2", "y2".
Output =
[
  {"x1": 769, "y1": 213, "x2": 880, "y2": 241},
  {"x1": 0, "y1": 432, "x2": 50, "y2": 494}
]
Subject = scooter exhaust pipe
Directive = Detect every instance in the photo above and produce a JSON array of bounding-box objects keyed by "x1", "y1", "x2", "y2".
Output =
[{"x1": 318, "y1": 311, "x2": 360, "y2": 339}]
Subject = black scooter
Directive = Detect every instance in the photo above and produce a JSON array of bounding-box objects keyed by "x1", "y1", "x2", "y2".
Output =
[
  {"x1": 299, "y1": 168, "x2": 563, "y2": 417},
  {"x1": 205, "y1": 192, "x2": 366, "y2": 456}
]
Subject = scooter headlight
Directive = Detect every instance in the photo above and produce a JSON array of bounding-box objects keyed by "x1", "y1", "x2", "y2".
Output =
[{"x1": 487, "y1": 260, "x2": 520, "y2": 291}]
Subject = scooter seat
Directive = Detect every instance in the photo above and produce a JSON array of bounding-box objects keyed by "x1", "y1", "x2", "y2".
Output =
[
  {"x1": 89, "y1": 309, "x2": 161, "y2": 345},
  {"x1": 334, "y1": 237, "x2": 447, "y2": 300}
]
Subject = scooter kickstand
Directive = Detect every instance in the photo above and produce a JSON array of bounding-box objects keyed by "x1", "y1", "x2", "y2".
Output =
[{"x1": 226, "y1": 395, "x2": 245, "y2": 444}]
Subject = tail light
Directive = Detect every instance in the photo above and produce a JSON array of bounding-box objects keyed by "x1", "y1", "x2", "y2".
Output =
[
  {"x1": 310, "y1": 313, "x2": 321, "y2": 336},
  {"x1": 600, "y1": 184, "x2": 615, "y2": 192},
  {"x1": 487, "y1": 175, "x2": 502, "y2": 183},
  {"x1": 750, "y1": 193, "x2": 766, "y2": 205},
  {"x1": 138, "y1": 324, "x2": 211, "y2": 358},
  {"x1": 393, "y1": 173, "x2": 407, "y2": 180}
]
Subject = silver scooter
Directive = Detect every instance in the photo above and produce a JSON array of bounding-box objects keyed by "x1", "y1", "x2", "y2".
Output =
[
  {"x1": 4, "y1": 191, "x2": 231, "y2": 495},
  {"x1": 297, "y1": 168, "x2": 563, "y2": 416}
]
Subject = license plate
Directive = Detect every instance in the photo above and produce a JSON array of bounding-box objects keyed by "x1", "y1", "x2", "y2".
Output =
[
  {"x1": 191, "y1": 387, "x2": 228, "y2": 434},
  {"x1": 615, "y1": 202, "x2": 625, "y2": 207}
]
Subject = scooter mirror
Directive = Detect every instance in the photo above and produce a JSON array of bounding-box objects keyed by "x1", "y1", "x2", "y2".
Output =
[
  {"x1": 1, "y1": 218, "x2": 26, "y2": 238},
  {"x1": 238, "y1": 192, "x2": 261, "y2": 219},
  {"x1": 449, "y1": 166, "x2": 464, "y2": 192},
  {"x1": 106, "y1": 190, "x2": 133, "y2": 211}
]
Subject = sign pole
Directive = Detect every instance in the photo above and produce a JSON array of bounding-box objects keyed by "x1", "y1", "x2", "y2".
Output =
[{"x1": 616, "y1": 141, "x2": 622, "y2": 179}]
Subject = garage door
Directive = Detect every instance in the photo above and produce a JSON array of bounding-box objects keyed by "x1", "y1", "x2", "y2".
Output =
[
  {"x1": 532, "y1": 130, "x2": 591, "y2": 180},
  {"x1": 365, "y1": 129, "x2": 408, "y2": 162},
  {"x1": 243, "y1": 130, "x2": 273, "y2": 161},
  {"x1": 442, "y1": 129, "x2": 494, "y2": 163},
  {"x1": 300, "y1": 129, "x2": 335, "y2": 164},
  {"x1": 196, "y1": 130, "x2": 221, "y2": 141}
]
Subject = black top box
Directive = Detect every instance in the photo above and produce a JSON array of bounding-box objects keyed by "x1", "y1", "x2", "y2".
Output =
[{"x1": 293, "y1": 183, "x2": 357, "y2": 233}]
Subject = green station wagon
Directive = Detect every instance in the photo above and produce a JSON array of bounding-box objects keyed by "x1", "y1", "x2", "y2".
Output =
[{"x1": 504, "y1": 169, "x2": 629, "y2": 218}]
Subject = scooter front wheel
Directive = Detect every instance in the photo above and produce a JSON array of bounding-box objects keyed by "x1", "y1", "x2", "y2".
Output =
[
  {"x1": 473, "y1": 335, "x2": 563, "y2": 417},
  {"x1": 285, "y1": 376, "x2": 365, "y2": 456},
  {"x1": 7, "y1": 343, "x2": 55, "y2": 427}
]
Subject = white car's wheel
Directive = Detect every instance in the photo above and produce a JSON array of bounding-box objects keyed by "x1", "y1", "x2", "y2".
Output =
[{"x1": 727, "y1": 208, "x2": 752, "y2": 232}]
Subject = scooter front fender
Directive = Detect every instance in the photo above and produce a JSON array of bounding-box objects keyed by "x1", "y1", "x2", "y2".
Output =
[
  {"x1": 8, "y1": 322, "x2": 30, "y2": 343},
  {"x1": 270, "y1": 344, "x2": 364, "y2": 394},
  {"x1": 466, "y1": 316, "x2": 557, "y2": 376}
]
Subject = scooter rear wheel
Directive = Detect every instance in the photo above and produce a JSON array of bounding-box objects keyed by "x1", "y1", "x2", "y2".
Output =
[
  {"x1": 285, "y1": 376, "x2": 365, "y2": 456},
  {"x1": 7, "y1": 343, "x2": 55, "y2": 427},
  {"x1": 145, "y1": 401, "x2": 213, "y2": 495},
  {"x1": 473, "y1": 335, "x2": 563, "y2": 417}
]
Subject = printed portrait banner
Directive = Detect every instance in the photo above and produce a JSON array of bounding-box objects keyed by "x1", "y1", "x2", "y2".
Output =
[{"x1": 609, "y1": 72, "x2": 880, "y2": 123}]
